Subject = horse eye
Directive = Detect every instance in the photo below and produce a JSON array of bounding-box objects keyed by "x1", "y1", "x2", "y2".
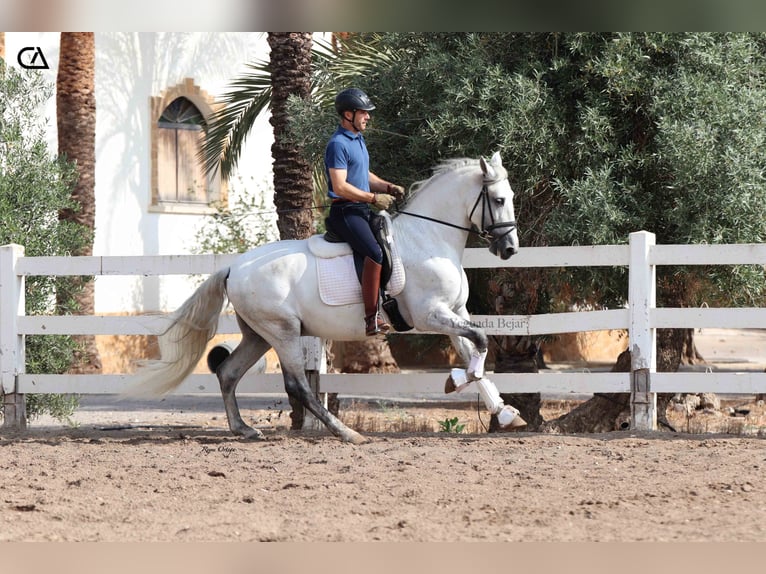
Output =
[{"x1": 495, "y1": 197, "x2": 505, "y2": 206}]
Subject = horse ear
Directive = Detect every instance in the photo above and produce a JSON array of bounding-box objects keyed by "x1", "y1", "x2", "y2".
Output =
[
  {"x1": 480, "y1": 156, "x2": 497, "y2": 180},
  {"x1": 490, "y1": 151, "x2": 503, "y2": 167}
]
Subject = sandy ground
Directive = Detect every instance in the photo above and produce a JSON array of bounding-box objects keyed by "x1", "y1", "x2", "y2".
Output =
[{"x1": 2, "y1": 328, "x2": 766, "y2": 542}]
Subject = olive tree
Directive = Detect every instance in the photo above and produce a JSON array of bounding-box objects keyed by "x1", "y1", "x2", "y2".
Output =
[
  {"x1": 289, "y1": 33, "x2": 766, "y2": 431},
  {"x1": 1, "y1": 62, "x2": 90, "y2": 422}
]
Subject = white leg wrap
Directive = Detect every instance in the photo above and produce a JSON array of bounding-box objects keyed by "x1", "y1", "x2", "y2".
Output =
[
  {"x1": 497, "y1": 405, "x2": 521, "y2": 427},
  {"x1": 476, "y1": 377, "x2": 504, "y2": 414},
  {"x1": 448, "y1": 368, "x2": 471, "y2": 393},
  {"x1": 467, "y1": 349, "x2": 488, "y2": 381}
]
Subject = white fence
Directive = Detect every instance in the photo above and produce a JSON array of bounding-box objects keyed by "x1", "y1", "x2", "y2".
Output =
[{"x1": 3, "y1": 230, "x2": 766, "y2": 431}]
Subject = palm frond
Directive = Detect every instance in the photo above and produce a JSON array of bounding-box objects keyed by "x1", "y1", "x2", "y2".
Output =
[
  {"x1": 310, "y1": 34, "x2": 398, "y2": 106},
  {"x1": 199, "y1": 59, "x2": 271, "y2": 179},
  {"x1": 201, "y1": 34, "x2": 400, "y2": 182}
]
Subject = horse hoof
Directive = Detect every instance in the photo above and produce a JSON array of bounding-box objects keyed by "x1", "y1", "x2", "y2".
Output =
[
  {"x1": 240, "y1": 427, "x2": 266, "y2": 440},
  {"x1": 497, "y1": 406, "x2": 527, "y2": 431},
  {"x1": 344, "y1": 431, "x2": 369, "y2": 445}
]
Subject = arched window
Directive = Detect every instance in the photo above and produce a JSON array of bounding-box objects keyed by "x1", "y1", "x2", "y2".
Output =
[
  {"x1": 150, "y1": 79, "x2": 224, "y2": 213},
  {"x1": 157, "y1": 97, "x2": 207, "y2": 203}
]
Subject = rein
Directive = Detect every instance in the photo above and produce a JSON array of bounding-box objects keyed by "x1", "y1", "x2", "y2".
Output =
[{"x1": 395, "y1": 178, "x2": 517, "y2": 241}]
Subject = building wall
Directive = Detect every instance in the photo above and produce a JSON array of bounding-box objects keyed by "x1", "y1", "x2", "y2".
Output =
[{"x1": 5, "y1": 32, "x2": 278, "y2": 314}]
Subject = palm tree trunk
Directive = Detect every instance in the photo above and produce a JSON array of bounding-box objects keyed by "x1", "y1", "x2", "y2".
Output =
[
  {"x1": 56, "y1": 32, "x2": 101, "y2": 374},
  {"x1": 267, "y1": 33, "x2": 315, "y2": 240},
  {"x1": 267, "y1": 33, "x2": 317, "y2": 428}
]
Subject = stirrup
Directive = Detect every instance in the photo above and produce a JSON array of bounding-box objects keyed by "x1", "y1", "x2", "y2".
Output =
[{"x1": 365, "y1": 312, "x2": 390, "y2": 336}]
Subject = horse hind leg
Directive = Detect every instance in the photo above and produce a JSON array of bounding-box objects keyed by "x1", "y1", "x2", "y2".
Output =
[
  {"x1": 276, "y1": 339, "x2": 367, "y2": 445},
  {"x1": 281, "y1": 367, "x2": 367, "y2": 444},
  {"x1": 216, "y1": 315, "x2": 271, "y2": 440}
]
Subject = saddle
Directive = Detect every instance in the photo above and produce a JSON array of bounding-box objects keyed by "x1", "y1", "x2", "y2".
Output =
[
  {"x1": 308, "y1": 213, "x2": 412, "y2": 332},
  {"x1": 323, "y1": 212, "x2": 394, "y2": 287}
]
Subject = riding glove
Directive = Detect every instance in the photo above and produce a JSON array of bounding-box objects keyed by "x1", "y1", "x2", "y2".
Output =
[
  {"x1": 387, "y1": 184, "x2": 406, "y2": 200},
  {"x1": 372, "y1": 193, "x2": 395, "y2": 210}
]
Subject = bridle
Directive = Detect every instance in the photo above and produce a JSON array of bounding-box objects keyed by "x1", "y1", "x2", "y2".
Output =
[
  {"x1": 396, "y1": 176, "x2": 517, "y2": 242},
  {"x1": 468, "y1": 176, "x2": 518, "y2": 241}
]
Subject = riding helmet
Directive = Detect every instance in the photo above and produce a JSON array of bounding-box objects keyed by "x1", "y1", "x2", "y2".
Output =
[{"x1": 335, "y1": 88, "x2": 376, "y2": 115}]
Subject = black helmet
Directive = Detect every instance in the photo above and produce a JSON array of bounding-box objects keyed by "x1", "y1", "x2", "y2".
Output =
[{"x1": 335, "y1": 88, "x2": 375, "y2": 116}]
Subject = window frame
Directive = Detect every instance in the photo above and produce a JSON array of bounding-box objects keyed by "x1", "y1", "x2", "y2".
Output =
[{"x1": 149, "y1": 78, "x2": 227, "y2": 214}]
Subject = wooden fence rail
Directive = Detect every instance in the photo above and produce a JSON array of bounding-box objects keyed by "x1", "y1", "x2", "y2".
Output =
[{"x1": 4, "y1": 231, "x2": 766, "y2": 431}]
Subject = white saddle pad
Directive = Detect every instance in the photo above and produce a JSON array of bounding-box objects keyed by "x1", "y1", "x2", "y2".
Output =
[{"x1": 310, "y1": 236, "x2": 406, "y2": 306}]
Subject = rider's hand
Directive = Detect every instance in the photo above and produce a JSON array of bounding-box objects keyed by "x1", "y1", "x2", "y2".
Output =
[
  {"x1": 387, "y1": 184, "x2": 406, "y2": 200},
  {"x1": 372, "y1": 193, "x2": 395, "y2": 210}
]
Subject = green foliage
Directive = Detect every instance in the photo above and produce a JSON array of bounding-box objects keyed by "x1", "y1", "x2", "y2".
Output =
[
  {"x1": 289, "y1": 33, "x2": 766, "y2": 313},
  {"x1": 438, "y1": 417, "x2": 465, "y2": 434},
  {"x1": 199, "y1": 58, "x2": 272, "y2": 180},
  {"x1": 24, "y1": 393, "x2": 79, "y2": 426},
  {"x1": 192, "y1": 176, "x2": 279, "y2": 255},
  {"x1": 207, "y1": 32, "x2": 766, "y2": 329},
  {"x1": 0, "y1": 62, "x2": 90, "y2": 422}
]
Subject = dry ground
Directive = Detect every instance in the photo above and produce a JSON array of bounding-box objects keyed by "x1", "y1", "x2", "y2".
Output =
[
  {"x1": 2, "y1": 396, "x2": 766, "y2": 542},
  {"x1": 2, "y1": 328, "x2": 766, "y2": 542}
]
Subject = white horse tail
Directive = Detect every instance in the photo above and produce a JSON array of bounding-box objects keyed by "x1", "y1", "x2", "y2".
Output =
[{"x1": 126, "y1": 267, "x2": 230, "y2": 398}]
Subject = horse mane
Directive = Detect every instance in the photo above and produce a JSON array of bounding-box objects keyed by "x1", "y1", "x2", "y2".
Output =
[{"x1": 402, "y1": 158, "x2": 481, "y2": 207}]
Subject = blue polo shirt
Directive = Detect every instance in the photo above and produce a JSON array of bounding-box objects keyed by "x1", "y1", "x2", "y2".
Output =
[{"x1": 325, "y1": 126, "x2": 370, "y2": 199}]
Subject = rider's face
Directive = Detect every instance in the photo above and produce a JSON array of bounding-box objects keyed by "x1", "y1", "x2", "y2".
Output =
[
  {"x1": 344, "y1": 110, "x2": 370, "y2": 133},
  {"x1": 355, "y1": 110, "x2": 370, "y2": 131}
]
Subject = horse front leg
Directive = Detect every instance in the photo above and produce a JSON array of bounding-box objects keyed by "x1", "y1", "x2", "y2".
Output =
[
  {"x1": 281, "y1": 369, "x2": 368, "y2": 445},
  {"x1": 425, "y1": 306, "x2": 527, "y2": 430},
  {"x1": 438, "y1": 306, "x2": 489, "y2": 390}
]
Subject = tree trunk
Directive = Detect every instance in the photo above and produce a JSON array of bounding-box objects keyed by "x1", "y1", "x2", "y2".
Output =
[
  {"x1": 681, "y1": 328, "x2": 704, "y2": 365},
  {"x1": 56, "y1": 32, "x2": 101, "y2": 374},
  {"x1": 541, "y1": 328, "x2": 684, "y2": 433},
  {"x1": 483, "y1": 267, "x2": 546, "y2": 431},
  {"x1": 331, "y1": 339, "x2": 399, "y2": 374},
  {"x1": 268, "y1": 33, "x2": 315, "y2": 241},
  {"x1": 266, "y1": 33, "x2": 316, "y2": 429}
]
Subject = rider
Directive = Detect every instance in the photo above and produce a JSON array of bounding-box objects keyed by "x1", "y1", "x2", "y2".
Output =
[{"x1": 324, "y1": 87, "x2": 405, "y2": 336}]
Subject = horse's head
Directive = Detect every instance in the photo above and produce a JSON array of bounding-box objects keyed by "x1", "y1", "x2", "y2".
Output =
[{"x1": 470, "y1": 152, "x2": 519, "y2": 260}]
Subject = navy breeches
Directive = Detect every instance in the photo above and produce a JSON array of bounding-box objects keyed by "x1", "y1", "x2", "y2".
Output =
[{"x1": 326, "y1": 202, "x2": 383, "y2": 278}]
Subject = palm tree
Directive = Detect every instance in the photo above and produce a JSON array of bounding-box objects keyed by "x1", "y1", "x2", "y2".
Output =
[
  {"x1": 266, "y1": 33, "x2": 315, "y2": 240},
  {"x1": 200, "y1": 33, "x2": 399, "y2": 427},
  {"x1": 266, "y1": 33, "x2": 314, "y2": 428},
  {"x1": 56, "y1": 32, "x2": 101, "y2": 373}
]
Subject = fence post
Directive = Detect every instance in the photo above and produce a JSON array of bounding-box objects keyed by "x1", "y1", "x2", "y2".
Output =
[
  {"x1": 1, "y1": 244, "x2": 27, "y2": 430},
  {"x1": 300, "y1": 337, "x2": 327, "y2": 431},
  {"x1": 628, "y1": 231, "x2": 656, "y2": 430}
]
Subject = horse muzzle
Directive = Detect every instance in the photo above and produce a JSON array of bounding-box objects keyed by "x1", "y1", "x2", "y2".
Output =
[
  {"x1": 490, "y1": 240, "x2": 518, "y2": 260},
  {"x1": 487, "y1": 224, "x2": 518, "y2": 260}
]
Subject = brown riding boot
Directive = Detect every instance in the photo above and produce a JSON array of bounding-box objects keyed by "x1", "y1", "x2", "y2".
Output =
[{"x1": 362, "y1": 257, "x2": 391, "y2": 336}]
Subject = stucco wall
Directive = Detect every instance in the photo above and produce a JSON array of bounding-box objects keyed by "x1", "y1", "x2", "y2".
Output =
[{"x1": 5, "y1": 32, "x2": 278, "y2": 314}]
